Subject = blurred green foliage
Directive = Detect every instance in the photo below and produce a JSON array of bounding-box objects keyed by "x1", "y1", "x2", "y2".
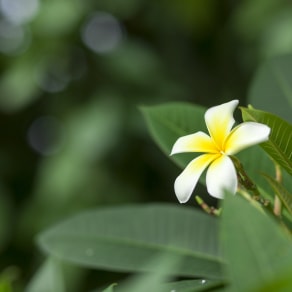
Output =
[{"x1": 0, "y1": 0, "x2": 292, "y2": 290}]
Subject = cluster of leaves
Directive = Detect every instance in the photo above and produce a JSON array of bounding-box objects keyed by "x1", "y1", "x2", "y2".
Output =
[
  {"x1": 30, "y1": 54, "x2": 292, "y2": 291},
  {"x1": 1, "y1": 1, "x2": 292, "y2": 291}
]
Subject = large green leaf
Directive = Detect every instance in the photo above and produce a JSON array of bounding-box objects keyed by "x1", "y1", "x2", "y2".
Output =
[
  {"x1": 160, "y1": 279, "x2": 225, "y2": 292},
  {"x1": 248, "y1": 54, "x2": 292, "y2": 123},
  {"x1": 38, "y1": 204, "x2": 224, "y2": 279},
  {"x1": 119, "y1": 278, "x2": 224, "y2": 292},
  {"x1": 241, "y1": 107, "x2": 292, "y2": 176},
  {"x1": 221, "y1": 194, "x2": 292, "y2": 291},
  {"x1": 114, "y1": 253, "x2": 181, "y2": 292},
  {"x1": 114, "y1": 254, "x2": 225, "y2": 292},
  {"x1": 141, "y1": 102, "x2": 206, "y2": 168}
]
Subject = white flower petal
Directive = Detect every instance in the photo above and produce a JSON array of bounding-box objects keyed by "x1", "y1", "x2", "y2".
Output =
[
  {"x1": 206, "y1": 155, "x2": 237, "y2": 199},
  {"x1": 205, "y1": 100, "x2": 238, "y2": 149},
  {"x1": 225, "y1": 122, "x2": 271, "y2": 155},
  {"x1": 174, "y1": 154, "x2": 218, "y2": 203},
  {"x1": 171, "y1": 131, "x2": 218, "y2": 155}
]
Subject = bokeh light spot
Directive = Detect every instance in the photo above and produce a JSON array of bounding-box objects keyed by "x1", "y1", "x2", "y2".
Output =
[
  {"x1": 0, "y1": 0, "x2": 39, "y2": 25},
  {"x1": 81, "y1": 12, "x2": 123, "y2": 54},
  {"x1": 0, "y1": 19, "x2": 30, "y2": 54},
  {"x1": 27, "y1": 116, "x2": 65, "y2": 156}
]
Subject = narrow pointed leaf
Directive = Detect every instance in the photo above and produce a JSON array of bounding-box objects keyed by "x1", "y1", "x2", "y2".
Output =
[
  {"x1": 263, "y1": 174, "x2": 292, "y2": 216},
  {"x1": 221, "y1": 194, "x2": 292, "y2": 291},
  {"x1": 241, "y1": 107, "x2": 292, "y2": 176},
  {"x1": 38, "y1": 204, "x2": 224, "y2": 279}
]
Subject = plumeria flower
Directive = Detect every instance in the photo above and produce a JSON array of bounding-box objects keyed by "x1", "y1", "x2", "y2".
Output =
[{"x1": 170, "y1": 100, "x2": 270, "y2": 203}]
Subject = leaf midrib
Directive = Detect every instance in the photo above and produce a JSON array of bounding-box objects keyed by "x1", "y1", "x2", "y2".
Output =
[
  {"x1": 40, "y1": 232, "x2": 224, "y2": 264},
  {"x1": 243, "y1": 110, "x2": 292, "y2": 173}
]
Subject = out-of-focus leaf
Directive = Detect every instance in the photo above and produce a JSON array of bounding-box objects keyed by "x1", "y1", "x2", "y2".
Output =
[
  {"x1": 26, "y1": 257, "x2": 84, "y2": 292},
  {"x1": 0, "y1": 267, "x2": 19, "y2": 292},
  {"x1": 232, "y1": 0, "x2": 284, "y2": 41},
  {"x1": 102, "y1": 41, "x2": 164, "y2": 86},
  {"x1": 263, "y1": 174, "x2": 292, "y2": 216},
  {"x1": 25, "y1": 258, "x2": 65, "y2": 292},
  {"x1": 116, "y1": 254, "x2": 225, "y2": 292},
  {"x1": 141, "y1": 102, "x2": 206, "y2": 169},
  {"x1": 38, "y1": 204, "x2": 224, "y2": 279},
  {"x1": 102, "y1": 283, "x2": 117, "y2": 292},
  {"x1": 116, "y1": 253, "x2": 180, "y2": 292},
  {"x1": 0, "y1": 59, "x2": 40, "y2": 112},
  {"x1": 160, "y1": 279, "x2": 225, "y2": 292},
  {"x1": 33, "y1": 0, "x2": 85, "y2": 37},
  {"x1": 0, "y1": 279, "x2": 11, "y2": 292},
  {"x1": 260, "y1": 13, "x2": 292, "y2": 58},
  {"x1": 221, "y1": 194, "x2": 292, "y2": 291},
  {"x1": 255, "y1": 274, "x2": 292, "y2": 292},
  {"x1": 18, "y1": 96, "x2": 123, "y2": 241},
  {"x1": 248, "y1": 54, "x2": 292, "y2": 123},
  {"x1": 241, "y1": 107, "x2": 292, "y2": 176},
  {"x1": 34, "y1": 97, "x2": 122, "y2": 200}
]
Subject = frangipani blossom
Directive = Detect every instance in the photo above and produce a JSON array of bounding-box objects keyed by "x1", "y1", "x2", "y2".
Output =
[{"x1": 171, "y1": 100, "x2": 270, "y2": 203}]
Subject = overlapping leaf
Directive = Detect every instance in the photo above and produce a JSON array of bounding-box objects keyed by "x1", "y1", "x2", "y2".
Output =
[
  {"x1": 263, "y1": 174, "x2": 292, "y2": 216},
  {"x1": 141, "y1": 102, "x2": 206, "y2": 168},
  {"x1": 221, "y1": 194, "x2": 292, "y2": 291},
  {"x1": 38, "y1": 204, "x2": 224, "y2": 279},
  {"x1": 141, "y1": 102, "x2": 281, "y2": 194},
  {"x1": 241, "y1": 107, "x2": 292, "y2": 176}
]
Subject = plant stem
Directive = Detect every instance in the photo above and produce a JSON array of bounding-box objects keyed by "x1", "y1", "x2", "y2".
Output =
[
  {"x1": 195, "y1": 196, "x2": 221, "y2": 216},
  {"x1": 231, "y1": 156, "x2": 270, "y2": 207},
  {"x1": 273, "y1": 163, "x2": 282, "y2": 217}
]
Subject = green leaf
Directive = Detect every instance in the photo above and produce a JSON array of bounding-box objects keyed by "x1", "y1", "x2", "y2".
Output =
[
  {"x1": 115, "y1": 253, "x2": 180, "y2": 292},
  {"x1": 102, "y1": 283, "x2": 117, "y2": 292},
  {"x1": 26, "y1": 257, "x2": 85, "y2": 292},
  {"x1": 0, "y1": 267, "x2": 18, "y2": 292},
  {"x1": 0, "y1": 59, "x2": 40, "y2": 112},
  {"x1": 236, "y1": 146, "x2": 274, "y2": 199},
  {"x1": 140, "y1": 102, "x2": 292, "y2": 196},
  {"x1": 107, "y1": 254, "x2": 225, "y2": 292},
  {"x1": 248, "y1": 54, "x2": 292, "y2": 123},
  {"x1": 38, "y1": 204, "x2": 224, "y2": 279},
  {"x1": 241, "y1": 107, "x2": 292, "y2": 176},
  {"x1": 221, "y1": 194, "x2": 292, "y2": 291},
  {"x1": 140, "y1": 102, "x2": 206, "y2": 169},
  {"x1": 262, "y1": 174, "x2": 292, "y2": 216},
  {"x1": 160, "y1": 279, "x2": 225, "y2": 292},
  {"x1": 26, "y1": 258, "x2": 65, "y2": 292}
]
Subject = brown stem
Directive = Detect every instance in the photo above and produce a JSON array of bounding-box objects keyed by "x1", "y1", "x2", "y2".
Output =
[
  {"x1": 231, "y1": 156, "x2": 270, "y2": 207},
  {"x1": 273, "y1": 163, "x2": 282, "y2": 217}
]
